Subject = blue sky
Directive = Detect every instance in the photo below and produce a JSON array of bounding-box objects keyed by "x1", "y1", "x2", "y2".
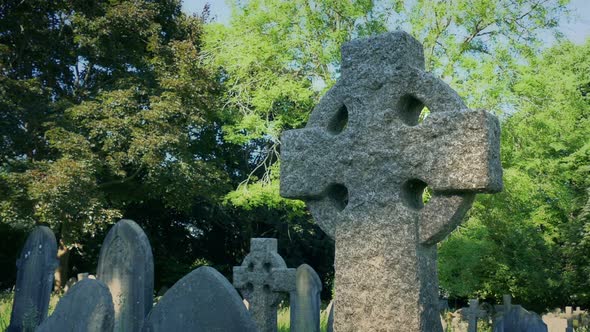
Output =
[{"x1": 182, "y1": 0, "x2": 590, "y2": 45}]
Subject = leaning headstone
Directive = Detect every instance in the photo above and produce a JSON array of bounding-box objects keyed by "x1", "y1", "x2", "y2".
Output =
[
  {"x1": 326, "y1": 300, "x2": 334, "y2": 332},
  {"x1": 290, "y1": 264, "x2": 322, "y2": 332},
  {"x1": 142, "y1": 266, "x2": 257, "y2": 331},
  {"x1": 97, "y1": 219, "x2": 154, "y2": 332},
  {"x1": 7, "y1": 226, "x2": 58, "y2": 332},
  {"x1": 36, "y1": 279, "x2": 115, "y2": 332},
  {"x1": 493, "y1": 305, "x2": 547, "y2": 332},
  {"x1": 461, "y1": 299, "x2": 487, "y2": 332},
  {"x1": 233, "y1": 238, "x2": 296, "y2": 332},
  {"x1": 280, "y1": 31, "x2": 502, "y2": 331}
]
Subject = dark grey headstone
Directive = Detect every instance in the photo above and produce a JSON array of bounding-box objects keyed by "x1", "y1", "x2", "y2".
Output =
[
  {"x1": 142, "y1": 266, "x2": 257, "y2": 332},
  {"x1": 280, "y1": 31, "x2": 503, "y2": 331},
  {"x1": 36, "y1": 279, "x2": 115, "y2": 332},
  {"x1": 8, "y1": 226, "x2": 57, "y2": 332},
  {"x1": 97, "y1": 219, "x2": 154, "y2": 332},
  {"x1": 290, "y1": 264, "x2": 322, "y2": 332},
  {"x1": 233, "y1": 238, "x2": 296, "y2": 332},
  {"x1": 493, "y1": 305, "x2": 547, "y2": 332}
]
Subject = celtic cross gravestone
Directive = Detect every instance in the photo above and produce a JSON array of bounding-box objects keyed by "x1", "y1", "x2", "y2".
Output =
[
  {"x1": 233, "y1": 238, "x2": 296, "y2": 332},
  {"x1": 280, "y1": 31, "x2": 502, "y2": 331}
]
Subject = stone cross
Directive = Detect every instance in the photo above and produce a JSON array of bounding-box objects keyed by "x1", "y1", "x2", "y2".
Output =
[
  {"x1": 280, "y1": 31, "x2": 502, "y2": 331},
  {"x1": 462, "y1": 299, "x2": 487, "y2": 332},
  {"x1": 290, "y1": 264, "x2": 322, "y2": 332},
  {"x1": 495, "y1": 294, "x2": 513, "y2": 314},
  {"x1": 97, "y1": 219, "x2": 154, "y2": 332},
  {"x1": 8, "y1": 226, "x2": 58, "y2": 332},
  {"x1": 233, "y1": 238, "x2": 296, "y2": 332}
]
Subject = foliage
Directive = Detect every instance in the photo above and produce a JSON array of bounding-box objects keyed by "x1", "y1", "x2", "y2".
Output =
[
  {"x1": 277, "y1": 303, "x2": 332, "y2": 332},
  {"x1": 0, "y1": 0, "x2": 256, "y2": 291},
  {"x1": 203, "y1": 0, "x2": 569, "y2": 210},
  {"x1": 439, "y1": 39, "x2": 590, "y2": 311}
]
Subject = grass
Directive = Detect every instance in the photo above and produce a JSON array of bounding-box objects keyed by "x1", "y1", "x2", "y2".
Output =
[
  {"x1": 0, "y1": 290, "x2": 60, "y2": 330},
  {"x1": 0, "y1": 291, "x2": 12, "y2": 330},
  {"x1": 277, "y1": 303, "x2": 331, "y2": 332}
]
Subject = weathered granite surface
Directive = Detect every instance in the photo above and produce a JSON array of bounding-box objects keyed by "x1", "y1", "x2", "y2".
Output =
[
  {"x1": 290, "y1": 264, "x2": 322, "y2": 332},
  {"x1": 233, "y1": 238, "x2": 295, "y2": 332},
  {"x1": 36, "y1": 279, "x2": 115, "y2": 332},
  {"x1": 8, "y1": 226, "x2": 57, "y2": 332},
  {"x1": 97, "y1": 219, "x2": 154, "y2": 332},
  {"x1": 280, "y1": 31, "x2": 503, "y2": 331},
  {"x1": 142, "y1": 266, "x2": 257, "y2": 332}
]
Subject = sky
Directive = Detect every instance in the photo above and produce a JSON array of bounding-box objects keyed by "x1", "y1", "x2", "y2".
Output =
[{"x1": 182, "y1": 0, "x2": 590, "y2": 45}]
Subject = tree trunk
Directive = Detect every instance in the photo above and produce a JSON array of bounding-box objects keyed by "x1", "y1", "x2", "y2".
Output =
[{"x1": 53, "y1": 239, "x2": 70, "y2": 293}]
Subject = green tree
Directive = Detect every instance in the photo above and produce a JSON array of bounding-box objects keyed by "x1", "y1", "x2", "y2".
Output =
[
  {"x1": 204, "y1": 0, "x2": 569, "y2": 210},
  {"x1": 439, "y1": 39, "x2": 590, "y2": 311},
  {"x1": 0, "y1": 0, "x2": 230, "y2": 290}
]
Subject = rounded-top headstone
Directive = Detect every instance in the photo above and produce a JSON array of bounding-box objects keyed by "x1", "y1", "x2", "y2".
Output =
[
  {"x1": 97, "y1": 219, "x2": 154, "y2": 332},
  {"x1": 36, "y1": 279, "x2": 115, "y2": 332},
  {"x1": 8, "y1": 226, "x2": 57, "y2": 332},
  {"x1": 142, "y1": 266, "x2": 257, "y2": 332},
  {"x1": 290, "y1": 264, "x2": 322, "y2": 332}
]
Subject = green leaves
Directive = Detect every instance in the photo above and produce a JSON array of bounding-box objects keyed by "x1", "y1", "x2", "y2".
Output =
[
  {"x1": 439, "y1": 39, "x2": 590, "y2": 310},
  {"x1": 0, "y1": 0, "x2": 228, "y2": 247}
]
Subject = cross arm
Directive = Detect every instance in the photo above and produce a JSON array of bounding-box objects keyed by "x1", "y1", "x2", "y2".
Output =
[
  {"x1": 403, "y1": 110, "x2": 503, "y2": 193},
  {"x1": 280, "y1": 129, "x2": 345, "y2": 200}
]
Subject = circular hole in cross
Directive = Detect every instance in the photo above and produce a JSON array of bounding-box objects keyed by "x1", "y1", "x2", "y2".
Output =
[
  {"x1": 327, "y1": 104, "x2": 348, "y2": 134},
  {"x1": 397, "y1": 95, "x2": 429, "y2": 126},
  {"x1": 401, "y1": 179, "x2": 430, "y2": 210},
  {"x1": 246, "y1": 282, "x2": 254, "y2": 292},
  {"x1": 263, "y1": 262, "x2": 272, "y2": 273},
  {"x1": 263, "y1": 284, "x2": 271, "y2": 294},
  {"x1": 247, "y1": 262, "x2": 254, "y2": 272},
  {"x1": 326, "y1": 183, "x2": 349, "y2": 211}
]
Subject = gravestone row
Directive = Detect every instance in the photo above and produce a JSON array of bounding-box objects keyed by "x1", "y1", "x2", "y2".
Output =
[
  {"x1": 443, "y1": 295, "x2": 549, "y2": 332},
  {"x1": 8, "y1": 222, "x2": 325, "y2": 332},
  {"x1": 543, "y1": 306, "x2": 588, "y2": 332}
]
